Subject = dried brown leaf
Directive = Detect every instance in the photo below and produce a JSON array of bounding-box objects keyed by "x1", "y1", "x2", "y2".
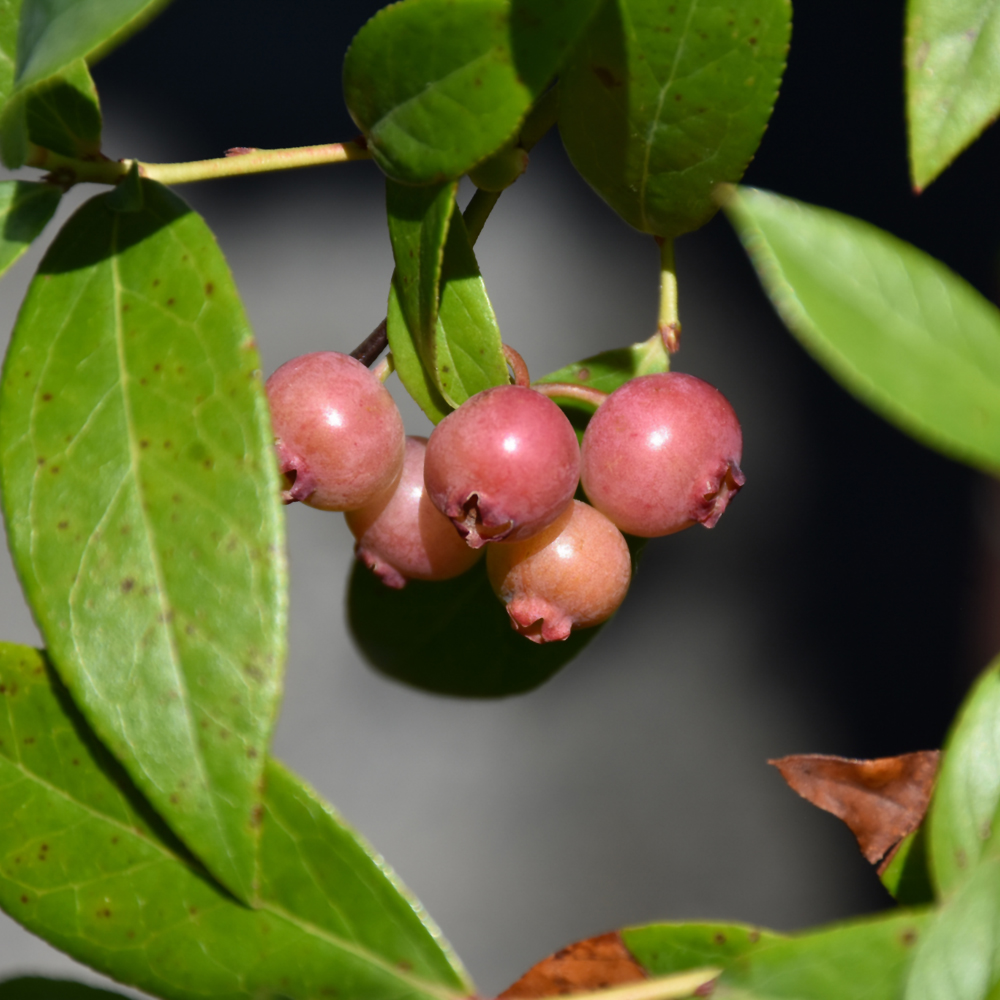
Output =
[
  {"x1": 499, "y1": 932, "x2": 648, "y2": 998},
  {"x1": 769, "y1": 750, "x2": 940, "y2": 864}
]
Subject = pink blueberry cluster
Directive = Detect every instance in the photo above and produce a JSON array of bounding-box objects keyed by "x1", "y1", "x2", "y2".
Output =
[{"x1": 266, "y1": 351, "x2": 744, "y2": 644}]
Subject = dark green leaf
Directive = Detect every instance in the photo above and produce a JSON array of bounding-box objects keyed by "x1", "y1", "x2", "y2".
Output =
[
  {"x1": 347, "y1": 557, "x2": 601, "y2": 698},
  {"x1": 0, "y1": 979, "x2": 128, "y2": 1000},
  {"x1": 24, "y1": 57, "x2": 100, "y2": 158},
  {"x1": 904, "y1": 854, "x2": 1000, "y2": 1000},
  {"x1": 881, "y1": 826, "x2": 936, "y2": 907},
  {"x1": 623, "y1": 923, "x2": 783, "y2": 977},
  {"x1": 0, "y1": 644, "x2": 470, "y2": 1000},
  {"x1": 0, "y1": 181, "x2": 287, "y2": 903},
  {"x1": 559, "y1": 0, "x2": 790, "y2": 237},
  {"x1": 13, "y1": 0, "x2": 173, "y2": 93},
  {"x1": 343, "y1": 0, "x2": 600, "y2": 184},
  {"x1": 386, "y1": 178, "x2": 457, "y2": 357},
  {"x1": 0, "y1": 180, "x2": 59, "y2": 277},
  {"x1": 906, "y1": 0, "x2": 1000, "y2": 191},
  {"x1": 727, "y1": 187, "x2": 1000, "y2": 474},
  {"x1": 925, "y1": 656, "x2": 1000, "y2": 896},
  {"x1": 104, "y1": 158, "x2": 141, "y2": 212},
  {"x1": 719, "y1": 910, "x2": 929, "y2": 1000}
]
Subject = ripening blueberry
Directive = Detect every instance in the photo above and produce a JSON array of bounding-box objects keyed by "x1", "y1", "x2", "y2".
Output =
[
  {"x1": 486, "y1": 500, "x2": 631, "y2": 643},
  {"x1": 345, "y1": 436, "x2": 483, "y2": 588},
  {"x1": 423, "y1": 385, "x2": 580, "y2": 548},
  {"x1": 580, "y1": 371, "x2": 744, "y2": 537},
  {"x1": 266, "y1": 351, "x2": 405, "y2": 511}
]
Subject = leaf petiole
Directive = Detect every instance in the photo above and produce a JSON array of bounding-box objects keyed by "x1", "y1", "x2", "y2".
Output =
[
  {"x1": 656, "y1": 236, "x2": 681, "y2": 353},
  {"x1": 24, "y1": 140, "x2": 372, "y2": 188}
]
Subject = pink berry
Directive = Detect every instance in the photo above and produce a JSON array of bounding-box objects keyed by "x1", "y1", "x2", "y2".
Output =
[
  {"x1": 580, "y1": 372, "x2": 744, "y2": 537},
  {"x1": 266, "y1": 351, "x2": 405, "y2": 511},
  {"x1": 423, "y1": 385, "x2": 581, "y2": 548},
  {"x1": 345, "y1": 436, "x2": 483, "y2": 588},
  {"x1": 486, "y1": 500, "x2": 631, "y2": 643}
]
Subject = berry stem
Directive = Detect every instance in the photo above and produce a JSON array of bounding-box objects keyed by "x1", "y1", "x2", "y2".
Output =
[
  {"x1": 656, "y1": 236, "x2": 681, "y2": 353},
  {"x1": 25, "y1": 140, "x2": 371, "y2": 188},
  {"x1": 502, "y1": 344, "x2": 531, "y2": 386},
  {"x1": 532, "y1": 383, "x2": 609, "y2": 409},
  {"x1": 371, "y1": 353, "x2": 396, "y2": 383}
]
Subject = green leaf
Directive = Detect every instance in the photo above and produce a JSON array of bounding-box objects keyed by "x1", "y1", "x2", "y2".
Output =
[
  {"x1": 24, "y1": 57, "x2": 100, "y2": 158},
  {"x1": 719, "y1": 910, "x2": 929, "y2": 1000},
  {"x1": 925, "y1": 656, "x2": 1000, "y2": 896},
  {"x1": 0, "y1": 180, "x2": 60, "y2": 278},
  {"x1": 343, "y1": 0, "x2": 601, "y2": 184},
  {"x1": 0, "y1": 644, "x2": 469, "y2": 1000},
  {"x1": 387, "y1": 178, "x2": 457, "y2": 358},
  {"x1": 904, "y1": 854, "x2": 1000, "y2": 1000},
  {"x1": 559, "y1": 0, "x2": 791, "y2": 238},
  {"x1": 387, "y1": 191, "x2": 508, "y2": 418},
  {"x1": 881, "y1": 826, "x2": 936, "y2": 906},
  {"x1": 386, "y1": 281, "x2": 453, "y2": 425},
  {"x1": 623, "y1": 923, "x2": 783, "y2": 977},
  {"x1": 0, "y1": 180, "x2": 287, "y2": 903},
  {"x1": 536, "y1": 332, "x2": 670, "y2": 422},
  {"x1": 433, "y1": 206, "x2": 509, "y2": 407},
  {"x1": 906, "y1": 0, "x2": 1000, "y2": 191},
  {"x1": 259, "y1": 759, "x2": 472, "y2": 994},
  {"x1": 727, "y1": 187, "x2": 1000, "y2": 474},
  {"x1": 0, "y1": 979, "x2": 128, "y2": 1000},
  {"x1": 0, "y1": 0, "x2": 22, "y2": 107},
  {"x1": 347, "y1": 557, "x2": 603, "y2": 697},
  {"x1": 13, "y1": 0, "x2": 173, "y2": 93}
]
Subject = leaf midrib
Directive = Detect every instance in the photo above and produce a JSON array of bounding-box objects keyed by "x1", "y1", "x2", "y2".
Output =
[{"x1": 108, "y1": 212, "x2": 236, "y2": 880}]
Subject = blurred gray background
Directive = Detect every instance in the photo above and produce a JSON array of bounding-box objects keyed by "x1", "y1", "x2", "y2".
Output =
[{"x1": 1, "y1": 0, "x2": 998, "y2": 995}]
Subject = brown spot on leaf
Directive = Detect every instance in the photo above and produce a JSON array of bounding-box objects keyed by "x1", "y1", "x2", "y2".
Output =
[
  {"x1": 251, "y1": 804, "x2": 265, "y2": 828},
  {"x1": 41, "y1": 393, "x2": 52, "y2": 402},
  {"x1": 50, "y1": 466, "x2": 59, "y2": 474},
  {"x1": 205, "y1": 282, "x2": 214, "y2": 295},
  {"x1": 153, "y1": 279, "x2": 160, "y2": 287},
  {"x1": 499, "y1": 932, "x2": 647, "y2": 998},
  {"x1": 901, "y1": 928, "x2": 918, "y2": 946},
  {"x1": 23, "y1": 737, "x2": 34, "y2": 745},
  {"x1": 57, "y1": 521, "x2": 68, "y2": 530},
  {"x1": 748, "y1": 930, "x2": 760, "y2": 943},
  {"x1": 770, "y1": 750, "x2": 940, "y2": 865},
  {"x1": 247, "y1": 746, "x2": 258, "y2": 759},
  {"x1": 713, "y1": 933, "x2": 726, "y2": 945},
  {"x1": 37, "y1": 457, "x2": 46, "y2": 465},
  {"x1": 121, "y1": 579, "x2": 135, "y2": 593},
  {"x1": 20, "y1": 896, "x2": 28, "y2": 904},
  {"x1": 170, "y1": 794, "x2": 179, "y2": 804},
  {"x1": 166, "y1": 298, "x2": 175, "y2": 306},
  {"x1": 592, "y1": 66, "x2": 623, "y2": 88}
]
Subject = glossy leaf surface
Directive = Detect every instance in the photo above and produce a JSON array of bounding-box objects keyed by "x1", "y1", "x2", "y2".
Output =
[
  {"x1": 343, "y1": 0, "x2": 600, "y2": 183},
  {"x1": 0, "y1": 180, "x2": 59, "y2": 277},
  {"x1": 926, "y1": 656, "x2": 1000, "y2": 895},
  {"x1": 623, "y1": 923, "x2": 782, "y2": 977},
  {"x1": 559, "y1": 0, "x2": 790, "y2": 237},
  {"x1": 0, "y1": 980, "x2": 128, "y2": 1000},
  {"x1": 905, "y1": 854, "x2": 1000, "y2": 1000},
  {"x1": 13, "y1": 0, "x2": 172, "y2": 92},
  {"x1": 25, "y1": 57, "x2": 100, "y2": 157},
  {"x1": 719, "y1": 911, "x2": 928, "y2": 1000},
  {"x1": 0, "y1": 181, "x2": 287, "y2": 902},
  {"x1": 728, "y1": 187, "x2": 1000, "y2": 474},
  {"x1": 0, "y1": 644, "x2": 469, "y2": 1000},
  {"x1": 347, "y1": 558, "x2": 601, "y2": 697},
  {"x1": 906, "y1": 0, "x2": 1000, "y2": 191}
]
